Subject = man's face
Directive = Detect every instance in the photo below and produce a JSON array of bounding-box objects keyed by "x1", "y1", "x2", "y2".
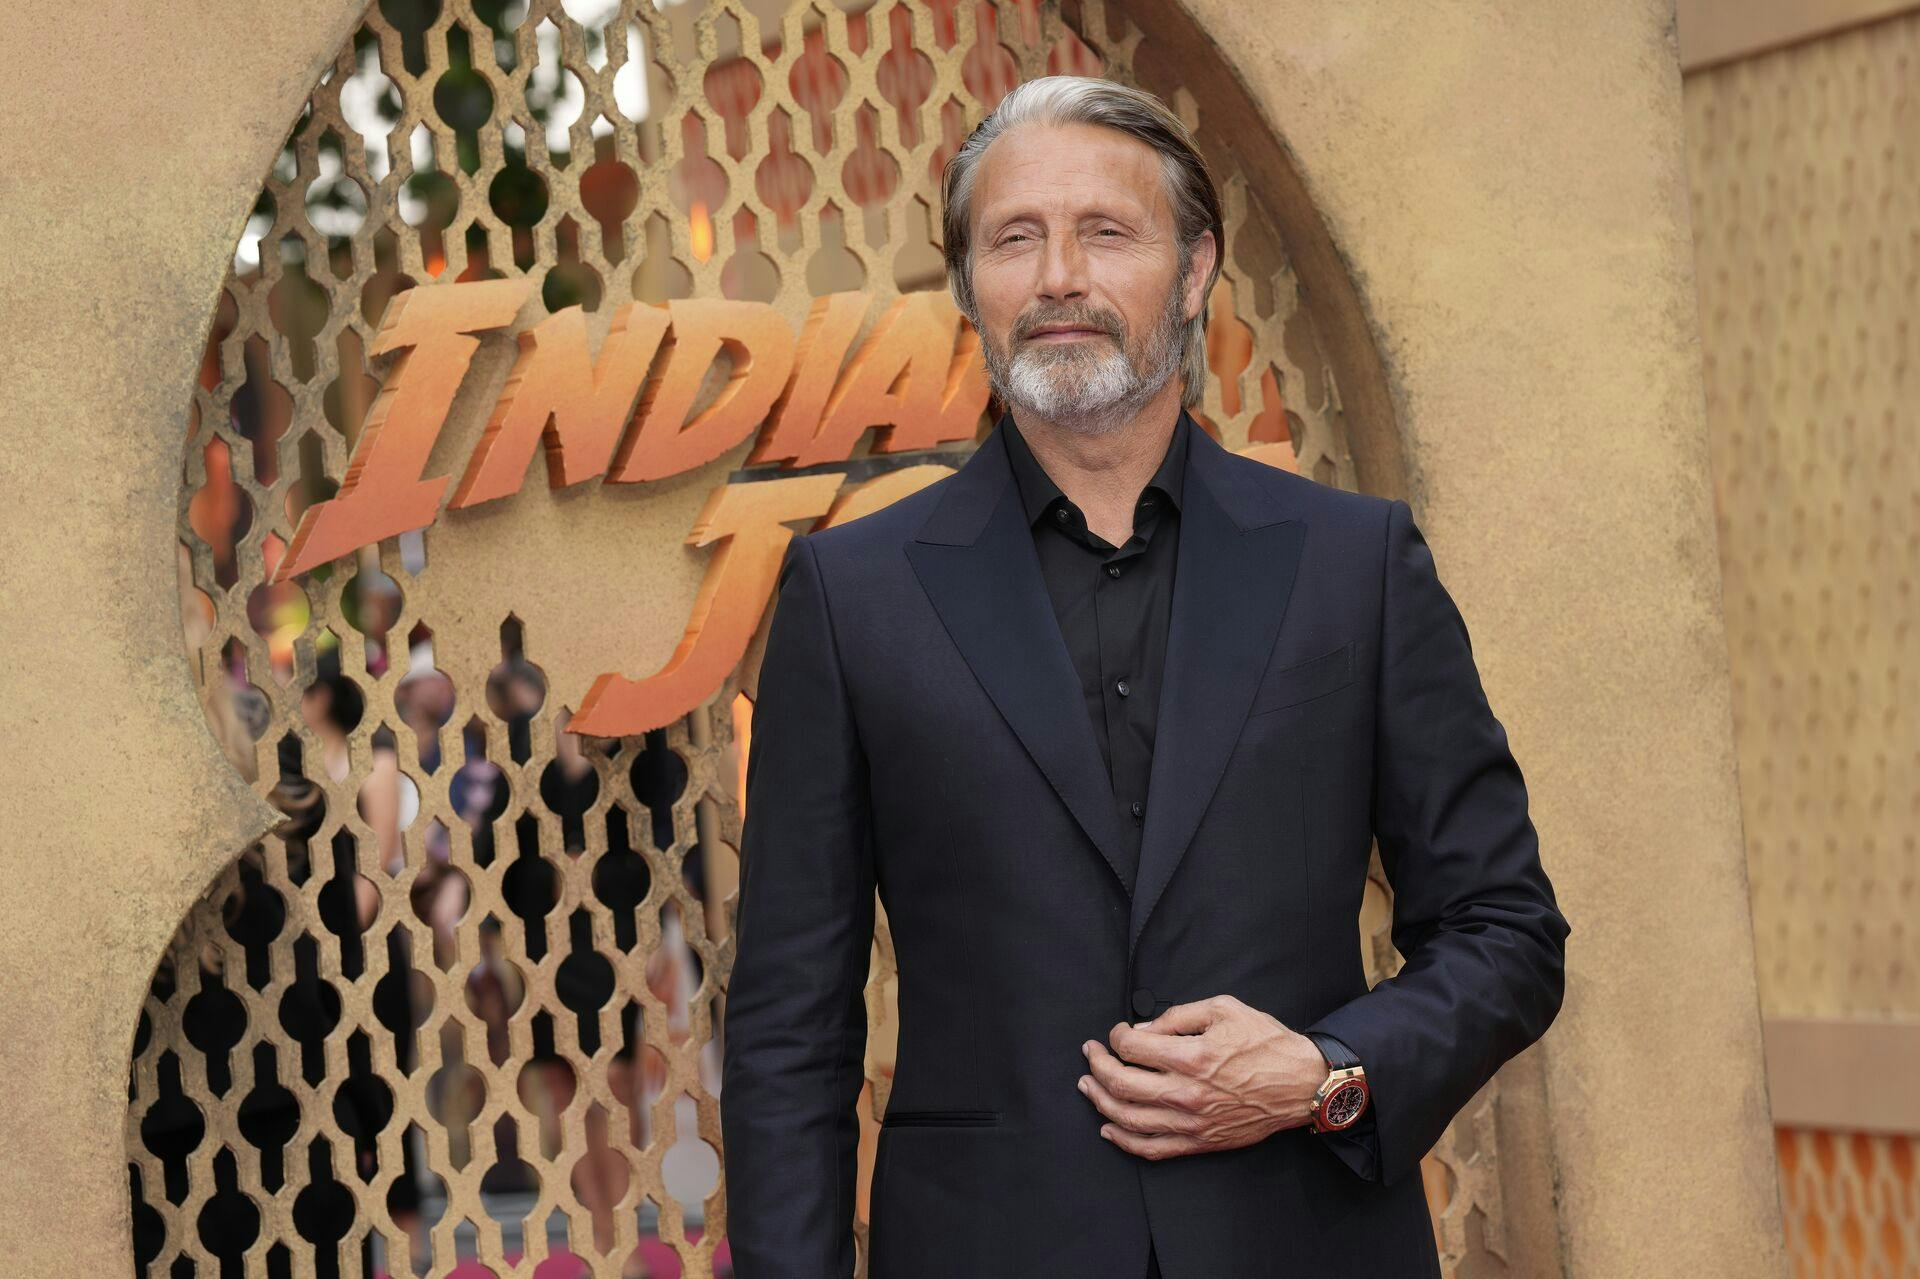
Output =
[{"x1": 965, "y1": 120, "x2": 1212, "y2": 431}]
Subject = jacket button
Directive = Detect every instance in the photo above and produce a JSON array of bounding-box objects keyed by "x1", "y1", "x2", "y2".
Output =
[{"x1": 1131, "y1": 987, "x2": 1155, "y2": 1019}]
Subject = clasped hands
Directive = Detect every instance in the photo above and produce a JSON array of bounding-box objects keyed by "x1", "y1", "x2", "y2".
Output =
[{"x1": 1075, "y1": 993, "x2": 1326, "y2": 1160}]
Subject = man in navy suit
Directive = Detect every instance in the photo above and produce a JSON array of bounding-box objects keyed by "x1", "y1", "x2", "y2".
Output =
[{"x1": 721, "y1": 74, "x2": 1571, "y2": 1278}]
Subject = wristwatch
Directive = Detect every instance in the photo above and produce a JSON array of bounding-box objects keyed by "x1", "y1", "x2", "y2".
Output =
[{"x1": 1305, "y1": 1032, "x2": 1370, "y2": 1133}]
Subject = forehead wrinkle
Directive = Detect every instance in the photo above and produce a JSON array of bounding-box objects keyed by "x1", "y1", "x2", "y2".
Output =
[{"x1": 970, "y1": 122, "x2": 1169, "y2": 235}]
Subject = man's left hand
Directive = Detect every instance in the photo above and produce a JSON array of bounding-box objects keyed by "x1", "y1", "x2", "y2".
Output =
[{"x1": 1077, "y1": 994, "x2": 1326, "y2": 1160}]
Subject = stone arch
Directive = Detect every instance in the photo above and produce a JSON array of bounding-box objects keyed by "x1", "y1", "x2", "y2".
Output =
[{"x1": 131, "y1": 2, "x2": 1402, "y2": 1275}]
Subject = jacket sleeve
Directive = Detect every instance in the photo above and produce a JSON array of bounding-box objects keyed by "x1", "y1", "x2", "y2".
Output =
[
  {"x1": 1302, "y1": 498, "x2": 1571, "y2": 1188},
  {"x1": 720, "y1": 532, "x2": 877, "y2": 1277}
]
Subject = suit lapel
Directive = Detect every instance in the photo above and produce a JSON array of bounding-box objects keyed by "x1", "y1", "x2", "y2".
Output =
[
  {"x1": 904, "y1": 419, "x2": 1136, "y2": 896},
  {"x1": 902, "y1": 414, "x2": 1306, "y2": 948},
  {"x1": 1128, "y1": 422, "x2": 1304, "y2": 964}
]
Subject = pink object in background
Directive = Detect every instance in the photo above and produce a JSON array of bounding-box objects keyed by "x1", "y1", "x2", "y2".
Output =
[{"x1": 377, "y1": 1230, "x2": 732, "y2": 1279}]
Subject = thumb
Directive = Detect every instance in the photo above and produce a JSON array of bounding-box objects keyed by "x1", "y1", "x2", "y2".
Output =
[{"x1": 1139, "y1": 1000, "x2": 1213, "y2": 1035}]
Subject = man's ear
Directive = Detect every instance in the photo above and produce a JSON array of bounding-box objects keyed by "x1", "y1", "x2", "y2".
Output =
[{"x1": 1184, "y1": 229, "x2": 1219, "y2": 320}]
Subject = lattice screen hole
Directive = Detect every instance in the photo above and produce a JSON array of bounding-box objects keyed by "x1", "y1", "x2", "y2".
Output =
[
  {"x1": 129, "y1": 1164, "x2": 166, "y2": 1272},
  {"x1": 487, "y1": 615, "x2": 547, "y2": 756},
  {"x1": 584, "y1": 143, "x2": 642, "y2": 263},
  {"x1": 630, "y1": 729, "x2": 690, "y2": 854},
  {"x1": 280, "y1": 933, "x2": 345, "y2": 1085},
  {"x1": 636, "y1": 210, "x2": 695, "y2": 301},
  {"x1": 245, "y1": 1062, "x2": 313, "y2": 1205},
  {"x1": 558, "y1": 907, "x2": 618, "y2": 1055},
  {"x1": 318, "y1": 830, "x2": 376, "y2": 976},
  {"x1": 547, "y1": 214, "x2": 608, "y2": 311},
  {"x1": 541, "y1": 746, "x2": 600, "y2": 856},
  {"x1": 233, "y1": 333, "x2": 292, "y2": 486},
  {"x1": 182, "y1": 973, "x2": 247, "y2": 1097},
  {"x1": 370, "y1": 926, "x2": 429, "y2": 1075},
  {"x1": 594, "y1": 810, "x2": 653, "y2": 951},
  {"x1": 222, "y1": 855, "x2": 286, "y2": 996},
  {"x1": 142, "y1": 1051, "x2": 204, "y2": 1206},
  {"x1": 269, "y1": 734, "x2": 326, "y2": 885},
  {"x1": 503, "y1": 821, "x2": 562, "y2": 958},
  {"x1": 570, "y1": 1100, "x2": 634, "y2": 1258},
  {"x1": 197, "y1": 1147, "x2": 261, "y2": 1272},
  {"x1": 467, "y1": 914, "x2": 531, "y2": 1064},
  {"x1": 480, "y1": 1114, "x2": 544, "y2": 1235},
  {"x1": 411, "y1": 857, "x2": 474, "y2": 952},
  {"x1": 219, "y1": 638, "x2": 278, "y2": 745},
  {"x1": 454, "y1": 718, "x2": 511, "y2": 867},
  {"x1": 292, "y1": 1137, "x2": 357, "y2": 1263},
  {"x1": 427, "y1": 1023, "x2": 488, "y2": 1169},
  {"x1": 188, "y1": 437, "x2": 252, "y2": 591},
  {"x1": 808, "y1": 201, "x2": 866, "y2": 293},
  {"x1": 270, "y1": 243, "x2": 330, "y2": 381}
]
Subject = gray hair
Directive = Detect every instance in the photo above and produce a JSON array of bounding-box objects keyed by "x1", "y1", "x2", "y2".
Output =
[{"x1": 940, "y1": 76, "x2": 1224, "y2": 408}]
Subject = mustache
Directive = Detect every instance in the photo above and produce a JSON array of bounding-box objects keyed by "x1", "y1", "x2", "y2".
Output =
[{"x1": 1012, "y1": 303, "x2": 1125, "y2": 343}]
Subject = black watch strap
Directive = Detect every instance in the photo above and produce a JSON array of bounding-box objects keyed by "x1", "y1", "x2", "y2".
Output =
[{"x1": 1306, "y1": 1032, "x2": 1360, "y2": 1072}]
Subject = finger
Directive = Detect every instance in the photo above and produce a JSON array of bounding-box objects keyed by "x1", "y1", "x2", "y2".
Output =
[
  {"x1": 1100, "y1": 1123, "x2": 1209, "y2": 1161},
  {"x1": 1107, "y1": 1022, "x2": 1206, "y2": 1075},
  {"x1": 1085, "y1": 1044, "x2": 1191, "y2": 1105},
  {"x1": 1080, "y1": 1071, "x2": 1197, "y2": 1136},
  {"x1": 1137, "y1": 1000, "x2": 1216, "y2": 1035}
]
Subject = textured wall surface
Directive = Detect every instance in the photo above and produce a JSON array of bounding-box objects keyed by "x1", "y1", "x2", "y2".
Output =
[
  {"x1": 0, "y1": 0, "x2": 1784, "y2": 1274},
  {"x1": 1686, "y1": 6, "x2": 1918, "y2": 1030},
  {"x1": 1683, "y1": 10, "x2": 1920, "y2": 1274},
  {"x1": 0, "y1": 5, "x2": 366, "y2": 1277}
]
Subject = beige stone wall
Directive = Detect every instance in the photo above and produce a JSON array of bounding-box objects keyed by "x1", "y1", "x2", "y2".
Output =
[
  {"x1": 1686, "y1": 4, "x2": 1918, "y2": 1034},
  {"x1": 0, "y1": 1, "x2": 1784, "y2": 1274},
  {"x1": 0, "y1": 6, "x2": 366, "y2": 1276}
]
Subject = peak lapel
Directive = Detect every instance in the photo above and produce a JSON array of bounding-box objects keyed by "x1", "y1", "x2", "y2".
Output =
[
  {"x1": 1128, "y1": 423, "x2": 1304, "y2": 964},
  {"x1": 904, "y1": 422, "x2": 1137, "y2": 897}
]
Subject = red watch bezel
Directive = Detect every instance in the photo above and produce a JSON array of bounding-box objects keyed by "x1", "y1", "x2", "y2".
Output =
[{"x1": 1311, "y1": 1073, "x2": 1369, "y2": 1132}]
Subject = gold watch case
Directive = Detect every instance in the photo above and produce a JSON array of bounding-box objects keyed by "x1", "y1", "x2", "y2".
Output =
[{"x1": 1309, "y1": 1065, "x2": 1370, "y2": 1133}]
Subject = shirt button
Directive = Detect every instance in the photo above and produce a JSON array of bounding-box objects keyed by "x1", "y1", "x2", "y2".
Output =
[
  {"x1": 1130, "y1": 800, "x2": 1144, "y2": 819},
  {"x1": 1054, "y1": 507, "x2": 1070, "y2": 522},
  {"x1": 1106, "y1": 564, "x2": 1121, "y2": 578},
  {"x1": 1115, "y1": 678, "x2": 1130, "y2": 697},
  {"x1": 1131, "y1": 987, "x2": 1155, "y2": 1020}
]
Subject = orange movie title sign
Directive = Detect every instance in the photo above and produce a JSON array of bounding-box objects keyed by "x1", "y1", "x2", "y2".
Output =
[
  {"x1": 270, "y1": 278, "x2": 988, "y2": 738},
  {"x1": 273, "y1": 278, "x2": 1296, "y2": 738}
]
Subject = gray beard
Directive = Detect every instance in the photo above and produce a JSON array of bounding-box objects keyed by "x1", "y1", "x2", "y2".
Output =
[{"x1": 983, "y1": 290, "x2": 1186, "y2": 436}]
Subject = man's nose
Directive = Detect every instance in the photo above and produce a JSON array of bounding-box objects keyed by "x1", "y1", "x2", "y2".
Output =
[{"x1": 1035, "y1": 231, "x2": 1088, "y2": 302}]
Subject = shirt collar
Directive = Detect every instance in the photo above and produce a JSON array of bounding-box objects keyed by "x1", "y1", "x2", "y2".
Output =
[{"x1": 1000, "y1": 409, "x2": 1192, "y2": 529}]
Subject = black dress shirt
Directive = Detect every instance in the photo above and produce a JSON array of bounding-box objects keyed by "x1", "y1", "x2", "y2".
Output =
[
  {"x1": 999, "y1": 410, "x2": 1382, "y2": 1186},
  {"x1": 1001, "y1": 408, "x2": 1188, "y2": 890}
]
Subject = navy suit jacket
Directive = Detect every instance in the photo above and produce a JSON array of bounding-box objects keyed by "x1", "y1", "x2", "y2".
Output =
[{"x1": 720, "y1": 414, "x2": 1571, "y2": 1278}]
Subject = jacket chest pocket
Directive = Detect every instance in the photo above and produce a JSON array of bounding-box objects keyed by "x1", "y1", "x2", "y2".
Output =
[{"x1": 1247, "y1": 640, "x2": 1356, "y2": 718}]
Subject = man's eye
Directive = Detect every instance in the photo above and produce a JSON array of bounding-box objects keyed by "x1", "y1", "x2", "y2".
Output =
[{"x1": 1096, "y1": 228, "x2": 1122, "y2": 237}]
